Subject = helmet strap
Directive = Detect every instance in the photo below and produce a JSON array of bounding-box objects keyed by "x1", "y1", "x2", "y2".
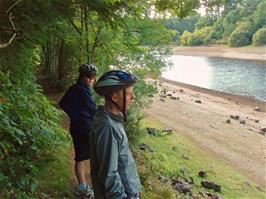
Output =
[{"x1": 123, "y1": 89, "x2": 127, "y2": 122}]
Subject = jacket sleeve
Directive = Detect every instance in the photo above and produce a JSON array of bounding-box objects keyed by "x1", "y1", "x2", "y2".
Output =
[
  {"x1": 96, "y1": 125, "x2": 126, "y2": 199},
  {"x1": 59, "y1": 89, "x2": 71, "y2": 116},
  {"x1": 80, "y1": 89, "x2": 97, "y2": 116}
]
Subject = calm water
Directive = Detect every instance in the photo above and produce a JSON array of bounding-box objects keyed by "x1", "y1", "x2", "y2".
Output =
[{"x1": 162, "y1": 55, "x2": 266, "y2": 101}]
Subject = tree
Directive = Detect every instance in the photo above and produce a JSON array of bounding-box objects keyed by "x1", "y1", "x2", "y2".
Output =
[
  {"x1": 252, "y1": 27, "x2": 266, "y2": 46},
  {"x1": 228, "y1": 0, "x2": 266, "y2": 47},
  {"x1": 180, "y1": 30, "x2": 193, "y2": 45},
  {"x1": 195, "y1": 15, "x2": 217, "y2": 29},
  {"x1": 222, "y1": 0, "x2": 245, "y2": 15},
  {"x1": 165, "y1": 15, "x2": 200, "y2": 42},
  {"x1": 228, "y1": 20, "x2": 254, "y2": 46}
]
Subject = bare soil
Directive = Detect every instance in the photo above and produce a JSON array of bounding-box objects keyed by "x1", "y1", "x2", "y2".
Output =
[{"x1": 145, "y1": 78, "x2": 266, "y2": 190}]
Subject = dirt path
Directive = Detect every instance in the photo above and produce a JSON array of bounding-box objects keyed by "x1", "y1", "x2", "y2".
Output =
[
  {"x1": 145, "y1": 78, "x2": 266, "y2": 189},
  {"x1": 39, "y1": 76, "x2": 92, "y2": 197}
]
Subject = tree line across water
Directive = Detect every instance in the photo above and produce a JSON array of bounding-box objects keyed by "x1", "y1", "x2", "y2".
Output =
[{"x1": 166, "y1": 0, "x2": 266, "y2": 47}]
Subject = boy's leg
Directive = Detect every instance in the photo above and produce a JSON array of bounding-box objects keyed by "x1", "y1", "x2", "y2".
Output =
[
  {"x1": 74, "y1": 160, "x2": 94, "y2": 197},
  {"x1": 75, "y1": 160, "x2": 86, "y2": 185},
  {"x1": 71, "y1": 131, "x2": 90, "y2": 186},
  {"x1": 71, "y1": 133, "x2": 93, "y2": 197}
]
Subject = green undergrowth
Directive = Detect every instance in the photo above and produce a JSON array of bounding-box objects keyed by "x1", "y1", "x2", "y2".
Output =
[
  {"x1": 36, "y1": 142, "x2": 73, "y2": 198},
  {"x1": 136, "y1": 119, "x2": 266, "y2": 199}
]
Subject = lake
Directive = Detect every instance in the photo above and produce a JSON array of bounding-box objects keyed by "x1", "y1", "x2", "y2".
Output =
[{"x1": 162, "y1": 55, "x2": 266, "y2": 101}]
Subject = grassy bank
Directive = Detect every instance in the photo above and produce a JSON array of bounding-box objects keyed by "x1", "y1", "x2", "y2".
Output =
[
  {"x1": 35, "y1": 138, "x2": 73, "y2": 199},
  {"x1": 34, "y1": 118, "x2": 265, "y2": 199},
  {"x1": 138, "y1": 119, "x2": 265, "y2": 199}
]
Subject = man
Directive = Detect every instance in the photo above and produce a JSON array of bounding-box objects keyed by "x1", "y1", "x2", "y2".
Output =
[
  {"x1": 90, "y1": 70, "x2": 141, "y2": 199},
  {"x1": 59, "y1": 64, "x2": 98, "y2": 198}
]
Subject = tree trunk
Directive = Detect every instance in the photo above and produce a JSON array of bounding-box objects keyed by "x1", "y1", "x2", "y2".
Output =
[{"x1": 84, "y1": 5, "x2": 90, "y2": 63}]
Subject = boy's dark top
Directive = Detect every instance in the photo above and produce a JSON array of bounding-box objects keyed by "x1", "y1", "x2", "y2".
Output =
[
  {"x1": 60, "y1": 79, "x2": 97, "y2": 161},
  {"x1": 90, "y1": 106, "x2": 141, "y2": 199}
]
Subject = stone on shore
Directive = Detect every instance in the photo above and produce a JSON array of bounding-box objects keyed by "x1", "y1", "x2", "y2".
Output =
[
  {"x1": 201, "y1": 180, "x2": 221, "y2": 192},
  {"x1": 139, "y1": 143, "x2": 154, "y2": 152},
  {"x1": 147, "y1": 127, "x2": 160, "y2": 136},
  {"x1": 239, "y1": 120, "x2": 246, "y2": 124},
  {"x1": 172, "y1": 178, "x2": 192, "y2": 194},
  {"x1": 230, "y1": 114, "x2": 240, "y2": 120}
]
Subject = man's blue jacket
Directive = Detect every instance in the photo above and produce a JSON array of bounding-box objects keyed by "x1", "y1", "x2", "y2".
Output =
[{"x1": 59, "y1": 79, "x2": 97, "y2": 134}]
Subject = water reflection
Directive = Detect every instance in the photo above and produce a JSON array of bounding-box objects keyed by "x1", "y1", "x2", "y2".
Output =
[
  {"x1": 162, "y1": 55, "x2": 266, "y2": 101},
  {"x1": 163, "y1": 55, "x2": 212, "y2": 88}
]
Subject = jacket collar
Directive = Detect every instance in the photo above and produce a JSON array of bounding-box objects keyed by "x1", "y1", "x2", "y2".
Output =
[
  {"x1": 98, "y1": 106, "x2": 124, "y2": 123},
  {"x1": 77, "y1": 79, "x2": 91, "y2": 89}
]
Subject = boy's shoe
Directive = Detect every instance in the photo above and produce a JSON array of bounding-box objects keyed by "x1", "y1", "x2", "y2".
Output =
[
  {"x1": 86, "y1": 187, "x2": 94, "y2": 198},
  {"x1": 74, "y1": 186, "x2": 94, "y2": 198}
]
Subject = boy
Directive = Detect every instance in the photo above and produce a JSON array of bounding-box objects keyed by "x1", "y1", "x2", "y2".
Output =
[
  {"x1": 59, "y1": 64, "x2": 98, "y2": 198},
  {"x1": 90, "y1": 70, "x2": 141, "y2": 199}
]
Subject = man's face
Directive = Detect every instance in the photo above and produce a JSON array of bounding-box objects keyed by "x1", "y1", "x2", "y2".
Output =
[
  {"x1": 124, "y1": 86, "x2": 135, "y2": 110},
  {"x1": 112, "y1": 86, "x2": 135, "y2": 111}
]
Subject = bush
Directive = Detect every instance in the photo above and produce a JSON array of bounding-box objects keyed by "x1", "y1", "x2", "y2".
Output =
[
  {"x1": 253, "y1": 28, "x2": 266, "y2": 46},
  {"x1": 208, "y1": 19, "x2": 224, "y2": 41},
  {"x1": 187, "y1": 35, "x2": 203, "y2": 45},
  {"x1": 0, "y1": 73, "x2": 68, "y2": 196},
  {"x1": 228, "y1": 20, "x2": 255, "y2": 47},
  {"x1": 125, "y1": 79, "x2": 157, "y2": 146},
  {"x1": 179, "y1": 31, "x2": 193, "y2": 46},
  {"x1": 181, "y1": 26, "x2": 212, "y2": 46},
  {"x1": 215, "y1": 38, "x2": 228, "y2": 45}
]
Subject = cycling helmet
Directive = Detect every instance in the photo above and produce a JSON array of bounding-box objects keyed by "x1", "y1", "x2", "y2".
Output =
[
  {"x1": 79, "y1": 64, "x2": 98, "y2": 77},
  {"x1": 94, "y1": 70, "x2": 138, "y2": 97},
  {"x1": 94, "y1": 70, "x2": 138, "y2": 121}
]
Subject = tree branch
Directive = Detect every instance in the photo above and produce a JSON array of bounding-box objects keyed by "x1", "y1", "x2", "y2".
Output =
[
  {"x1": 0, "y1": 13, "x2": 16, "y2": 48},
  {"x1": 0, "y1": 33, "x2": 16, "y2": 48},
  {"x1": 0, "y1": 26, "x2": 22, "y2": 34},
  {"x1": 6, "y1": 0, "x2": 22, "y2": 13},
  {"x1": 68, "y1": 18, "x2": 82, "y2": 36},
  {"x1": 84, "y1": 6, "x2": 90, "y2": 62},
  {"x1": 0, "y1": 0, "x2": 22, "y2": 48},
  {"x1": 90, "y1": 26, "x2": 102, "y2": 63}
]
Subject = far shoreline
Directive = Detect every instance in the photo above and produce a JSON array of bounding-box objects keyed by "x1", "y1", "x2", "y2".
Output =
[
  {"x1": 171, "y1": 45, "x2": 266, "y2": 62},
  {"x1": 157, "y1": 76, "x2": 266, "y2": 112}
]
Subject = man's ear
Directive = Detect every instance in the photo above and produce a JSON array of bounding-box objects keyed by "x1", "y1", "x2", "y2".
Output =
[{"x1": 111, "y1": 93, "x2": 118, "y2": 102}]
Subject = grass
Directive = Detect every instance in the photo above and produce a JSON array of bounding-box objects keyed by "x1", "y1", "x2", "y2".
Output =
[
  {"x1": 36, "y1": 140, "x2": 74, "y2": 199},
  {"x1": 0, "y1": 135, "x2": 74, "y2": 199},
  {"x1": 137, "y1": 119, "x2": 266, "y2": 199},
  {"x1": 33, "y1": 117, "x2": 265, "y2": 199}
]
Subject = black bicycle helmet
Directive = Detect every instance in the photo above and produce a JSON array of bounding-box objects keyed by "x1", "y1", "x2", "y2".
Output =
[
  {"x1": 94, "y1": 70, "x2": 138, "y2": 121},
  {"x1": 79, "y1": 63, "x2": 98, "y2": 77}
]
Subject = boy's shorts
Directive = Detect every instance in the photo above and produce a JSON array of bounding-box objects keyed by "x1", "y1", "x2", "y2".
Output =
[{"x1": 70, "y1": 131, "x2": 90, "y2": 161}]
